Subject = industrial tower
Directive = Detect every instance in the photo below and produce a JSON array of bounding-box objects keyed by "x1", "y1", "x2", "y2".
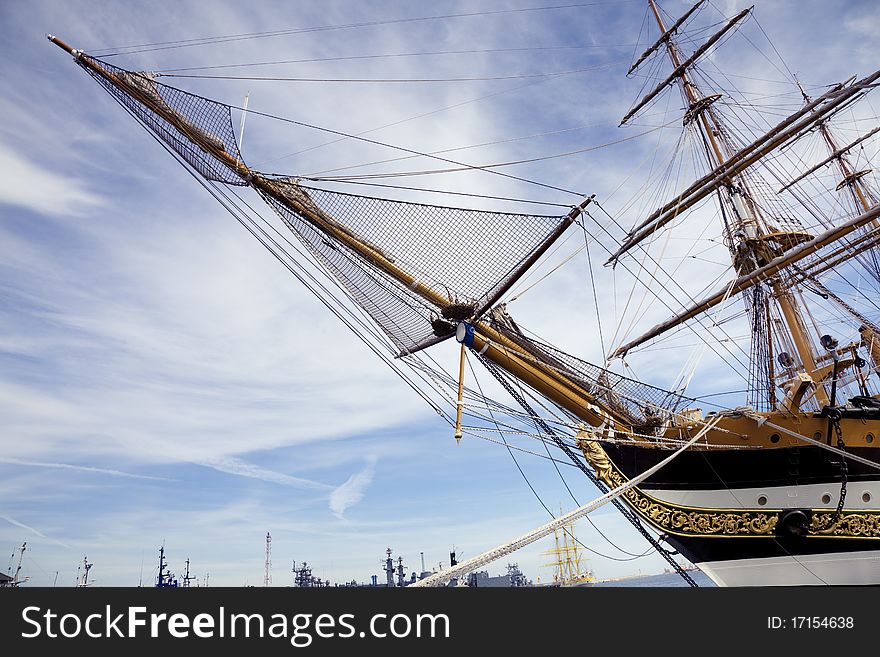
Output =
[{"x1": 264, "y1": 532, "x2": 272, "y2": 587}]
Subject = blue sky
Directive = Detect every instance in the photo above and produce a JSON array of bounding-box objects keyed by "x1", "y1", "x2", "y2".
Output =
[{"x1": 2, "y1": 0, "x2": 879, "y2": 587}]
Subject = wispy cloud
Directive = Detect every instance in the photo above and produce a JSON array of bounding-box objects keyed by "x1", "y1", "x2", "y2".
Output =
[
  {"x1": 0, "y1": 141, "x2": 104, "y2": 217},
  {"x1": 329, "y1": 457, "x2": 377, "y2": 519}
]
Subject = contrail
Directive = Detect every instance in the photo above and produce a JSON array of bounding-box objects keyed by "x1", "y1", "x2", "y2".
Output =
[
  {"x1": 0, "y1": 457, "x2": 170, "y2": 481},
  {"x1": 0, "y1": 514, "x2": 70, "y2": 548}
]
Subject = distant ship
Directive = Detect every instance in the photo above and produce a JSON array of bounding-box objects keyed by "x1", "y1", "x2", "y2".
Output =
[
  {"x1": 541, "y1": 522, "x2": 595, "y2": 587},
  {"x1": 154, "y1": 546, "x2": 196, "y2": 588},
  {"x1": 466, "y1": 563, "x2": 532, "y2": 588}
]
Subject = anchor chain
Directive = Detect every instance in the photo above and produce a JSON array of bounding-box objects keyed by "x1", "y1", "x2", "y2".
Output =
[{"x1": 830, "y1": 409, "x2": 848, "y2": 524}]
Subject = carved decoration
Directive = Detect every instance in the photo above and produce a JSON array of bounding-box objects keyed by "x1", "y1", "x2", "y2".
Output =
[{"x1": 575, "y1": 434, "x2": 880, "y2": 539}]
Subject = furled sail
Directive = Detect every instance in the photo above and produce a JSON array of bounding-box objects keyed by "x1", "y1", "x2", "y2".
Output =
[
  {"x1": 53, "y1": 39, "x2": 585, "y2": 355},
  {"x1": 77, "y1": 55, "x2": 247, "y2": 185}
]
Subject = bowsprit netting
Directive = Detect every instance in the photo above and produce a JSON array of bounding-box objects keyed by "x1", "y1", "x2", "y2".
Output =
[
  {"x1": 79, "y1": 56, "x2": 246, "y2": 185},
  {"x1": 484, "y1": 317, "x2": 695, "y2": 427},
  {"x1": 257, "y1": 181, "x2": 570, "y2": 353},
  {"x1": 533, "y1": 340, "x2": 694, "y2": 427}
]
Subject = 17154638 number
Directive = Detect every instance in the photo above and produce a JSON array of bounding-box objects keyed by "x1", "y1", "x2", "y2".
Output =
[{"x1": 789, "y1": 617, "x2": 854, "y2": 629}]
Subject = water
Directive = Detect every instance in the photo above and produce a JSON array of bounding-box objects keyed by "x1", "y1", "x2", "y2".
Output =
[{"x1": 592, "y1": 570, "x2": 716, "y2": 587}]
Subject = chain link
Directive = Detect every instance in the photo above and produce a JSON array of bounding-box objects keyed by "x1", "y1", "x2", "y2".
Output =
[{"x1": 831, "y1": 413, "x2": 848, "y2": 523}]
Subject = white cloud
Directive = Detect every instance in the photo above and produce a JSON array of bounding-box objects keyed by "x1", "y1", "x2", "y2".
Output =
[
  {"x1": 843, "y1": 4, "x2": 880, "y2": 37},
  {"x1": 329, "y1": 456, "x2": 377, "y2": 519},
  {"x1": 0, "y1": 141, "x2": 104, "y2": 217}
]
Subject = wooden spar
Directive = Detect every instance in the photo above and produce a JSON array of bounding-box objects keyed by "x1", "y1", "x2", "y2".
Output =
[
  {"x1": 791, "y1": 231, "x2": 880, "y2": 283},
  {"x1": 779, "y1": 126, "x2": 880, "y2": 193},
  {"x1": 611, "y1": 202, "x2": 880, "y2": 358},
  {"x1": 48, "y1": 35, "x2": 252, "y2": 180},
  {"x1": 619, "y1": 6, "x2": 752, "y2": 126},
  {"x1": 47, "y1": 35, "x2": 75, "y2": 54},
  {"x1": 647, "y1": 0, "x2": 728, "y2": 170},
  {"x1": 606, "y1": 72, "x2": 880, "y2": 265},
  {"x1": 48, "y1": 35, "x2": 629, "y2": 426},
  {"x1": 471, "y1": 195, "x2": 593, "y2": 320},
  {"x1": 626, "y1": 0, "x2": 706, "y2": 76},
  {"x1": 460, "y1": 323, "x2": 616, "y2": 428}
]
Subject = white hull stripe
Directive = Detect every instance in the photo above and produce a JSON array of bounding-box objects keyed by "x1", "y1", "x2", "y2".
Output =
[
  {"x1": 697, "y1": 549, "x2": 880, "y2": 586},
  {"x1": 646, "y1": 481, "x2": 880, "y2": 510}
]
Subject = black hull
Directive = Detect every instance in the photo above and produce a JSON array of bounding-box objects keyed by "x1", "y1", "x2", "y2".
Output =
[
  {"x1": 588, "y1": 442, "x2": 880, "y2": 584},
  {"x1": 603, "y1": 443, "x2": 877, "y2": 490}
]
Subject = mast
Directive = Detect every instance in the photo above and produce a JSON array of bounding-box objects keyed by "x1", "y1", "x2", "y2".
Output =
[
  {"x1": 641, "y1": 0, "x2": 835, "y2": 408},
  {"x1": 627, "y1": 1, "x2": 707, "y2": 76},
  {"x1": 794, "y1": 80, "x2": 880, "y2": 265},
  {"x1": 384, "y1": 548, "x2": 394, "y2": 587},
  {"x1": 183, "y1": 558, "x2": 195, "y2": 587},
  {"x1": 76, "y1": 556, "x2": 93, "y2": 587},
  {"x1": 780, "y1": 125, "x2": 880, "y2": 198},
  {"x1": 817, "y1": 115, "x2": 876, "y2": 214},
  {"x1": 642, "y1": 1, "x2": 741, "y2": 166},
  {"x1": 396, "y1": 556, "x2": 406, "y2": 587},
  {"x1": 156, "y1": 545, "x2": 178, "y2": 587},
  {"x1": 12, "y1": 542, "x2": 26, "y2": 586}
]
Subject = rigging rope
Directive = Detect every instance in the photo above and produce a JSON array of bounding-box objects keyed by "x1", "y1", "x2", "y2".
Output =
[
  {"x1": 305, "y1": 121, "x2": 675, "y2": 181},
  {"x1": 412, "y1": 413, "x2": 721, "y2": 587},
  {"x1": 156, "y1": 45, "x2": 640, "y2": 74},
  {"x1": 91, "y1": 2, "x2": 639, "y2": 56},
  {"x1": 464, "y1": 352, "x2": 649, "y2": 561},
  {"x1": 235, "y1": 104, "x2": 589, "y2": 197},
  {"x1": 475, "y1": 353, "x2": 698, "y2": 586},
  {"x1": 159, "y1": 66, "x2": 616, "y2": 84}
]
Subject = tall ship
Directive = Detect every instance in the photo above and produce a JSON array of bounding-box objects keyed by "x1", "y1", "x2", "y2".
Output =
[
  {"x1": 48, "y1": 1, "x2": 880, "y2": 586},
  {"x1": 542, "y1": 522, "x2": 595, "y2": 587}
]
